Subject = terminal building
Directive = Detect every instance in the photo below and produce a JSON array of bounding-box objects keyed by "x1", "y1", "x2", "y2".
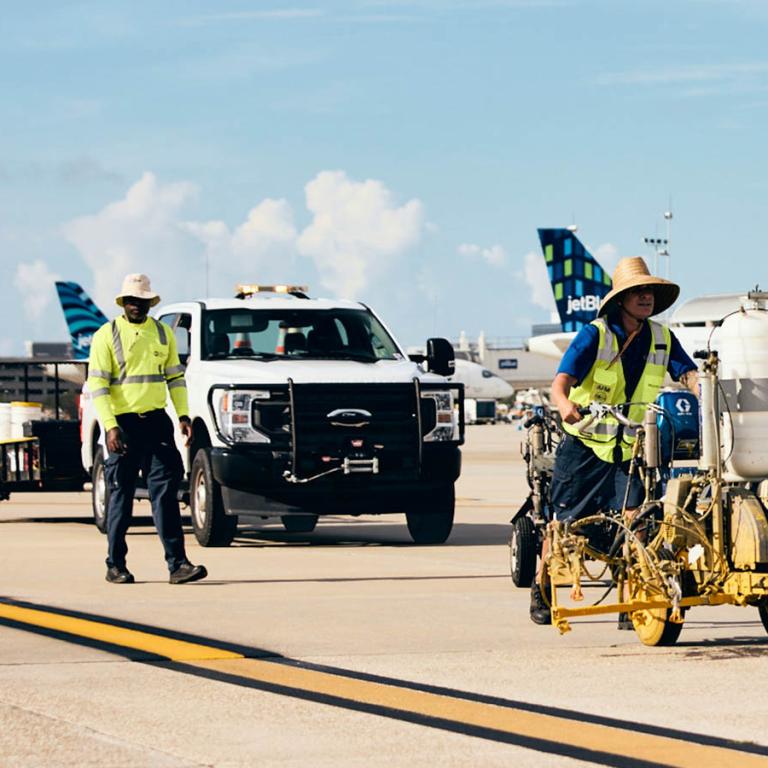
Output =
[{"x1": 452, "y1": 329, "x2": 558, "y2": 392}]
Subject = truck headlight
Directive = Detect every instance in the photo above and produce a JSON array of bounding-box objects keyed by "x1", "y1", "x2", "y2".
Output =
[
  {"x1": 421, "y1": 390, "x2": 459, "y2": 442},
  {"x1": 216, "y1": 390, "x2": 271, "y2": 444}
]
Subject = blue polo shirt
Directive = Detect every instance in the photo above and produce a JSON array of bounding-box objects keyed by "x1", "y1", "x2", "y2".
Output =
[{"x1": 557, "y1": 313, "x2": 696, "y2": 400}]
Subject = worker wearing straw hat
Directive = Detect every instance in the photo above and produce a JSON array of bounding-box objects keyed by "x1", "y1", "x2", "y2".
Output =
[
  {"x1": 530, "y1": 257, "x2": 697, "y2": 625},
  {"x1": 87, "y1": 274, "x2": 207, "y2": 586}
]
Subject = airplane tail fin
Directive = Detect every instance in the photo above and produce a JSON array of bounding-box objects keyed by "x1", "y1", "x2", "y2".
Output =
[
  {"x1": 537, "y1": 228, "x2": 612, "y2": 332},
  {"x1": 55, "y1": 281, "x2": 109, "y2": 360}
]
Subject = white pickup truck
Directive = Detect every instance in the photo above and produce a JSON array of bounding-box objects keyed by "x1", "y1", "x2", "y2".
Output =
[{"x1": 80, "y1": 286, "x2": 464, "y2": 545}]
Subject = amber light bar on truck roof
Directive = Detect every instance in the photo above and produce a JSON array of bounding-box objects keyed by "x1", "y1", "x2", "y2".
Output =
[{"x1": 235, "y1": 284, "x2": 310, "y2": 299}]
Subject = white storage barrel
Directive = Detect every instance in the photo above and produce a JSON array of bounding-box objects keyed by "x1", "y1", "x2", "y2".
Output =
[
  {"x1": 10, "y1": 401, "x2": 42, "y2": 439},
  {"x1": 0, "y1": 403, "x2": 11, "y2": 440},
  {"x1": 715, "y1": 299, "x2": 768, "y2": 480}
]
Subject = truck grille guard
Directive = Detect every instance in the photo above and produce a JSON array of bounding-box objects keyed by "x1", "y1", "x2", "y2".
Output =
[{"x1": 207, "y1": 379, "x2": 464, "y2": 485}]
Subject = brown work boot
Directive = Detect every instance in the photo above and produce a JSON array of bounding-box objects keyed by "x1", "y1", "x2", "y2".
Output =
[
  {"x1": 105, "y1": 566, "x2": 135, "y2": 584},
  {"x1": 530, "y1": 582, "x2": 551, "y2": 625},
  {"x1": 169, "y1": 562, "x2": 208, "y2": 584}
]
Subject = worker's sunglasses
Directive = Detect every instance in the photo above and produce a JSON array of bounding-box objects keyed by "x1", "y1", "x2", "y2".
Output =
[{"x1": 627, "y1": 284, "x2": 654, "y2": 295}]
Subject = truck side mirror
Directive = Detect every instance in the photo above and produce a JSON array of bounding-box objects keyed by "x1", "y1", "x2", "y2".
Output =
[{"x1": 426, "y1": 337, "x2": 455, "y2": 377}]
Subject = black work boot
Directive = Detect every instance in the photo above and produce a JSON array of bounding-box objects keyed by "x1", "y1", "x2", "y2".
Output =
[
  {"x1": 169, "y1": 562, "x2": 208, "y2": 584},
  {"x1": 106, "y1": 566, "x2": 135, "y2": 584},
  {"x1": 617, "y1": 611, "x2": 634, "y2": 630},
  {"x1": 530, "y1": 582, "x2": 551, "y2": 625}
]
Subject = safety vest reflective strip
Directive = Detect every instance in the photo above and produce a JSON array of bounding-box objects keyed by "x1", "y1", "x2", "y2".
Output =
[
  {"x1": 562, "y1": 318, "x2": 670, "y2": 462},
  {"x1": 105, "y1": 318, "x2": 184, "y2": 386},
  {"x1": 111, "y1": 321, "x2": 126, "y2": 382}
]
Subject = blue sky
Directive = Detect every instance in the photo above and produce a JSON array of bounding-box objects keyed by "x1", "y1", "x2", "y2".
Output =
[{"x1": 2, "y1": 0, "x2": 767, "y2": 354}]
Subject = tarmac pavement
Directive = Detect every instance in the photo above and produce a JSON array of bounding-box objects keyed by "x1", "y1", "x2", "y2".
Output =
[{"x1": 1, "y1": 424, "x2": 767, "y2": 767}]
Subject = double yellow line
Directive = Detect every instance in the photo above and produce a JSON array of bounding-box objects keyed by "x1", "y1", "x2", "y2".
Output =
[{"x1": 2, "y1": 598, "x2": 766, "y2": 768}]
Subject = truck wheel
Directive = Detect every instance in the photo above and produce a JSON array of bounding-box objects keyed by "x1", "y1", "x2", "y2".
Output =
[
  {"x1": 406, "y1": 486, "x2": 455, "y2": 545},
  {"x1": 509, "y1": 516, "x2": 537, "y2": 587},
  {"x1": 281, "y1": 514, "x2": 318, "y2": 533},
  {"x1": 190, "y1": 448, "x2": 237, "y2": 547},
  {"x1": 91, "y1": 448, "x2": 109, "y2": 534}
]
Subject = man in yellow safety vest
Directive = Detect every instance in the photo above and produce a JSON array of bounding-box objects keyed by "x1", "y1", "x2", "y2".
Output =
[
  {"x1": 88, "y1": 274, "x2": 207, "y2": 585},
  {"x1": 530, "y1": 257, "x2": 697, "y2": 625}
]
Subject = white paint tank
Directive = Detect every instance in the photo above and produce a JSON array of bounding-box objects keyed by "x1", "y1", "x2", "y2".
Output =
[{"x1": 715, "y1": 295, "x2": 768, "y2": 481}]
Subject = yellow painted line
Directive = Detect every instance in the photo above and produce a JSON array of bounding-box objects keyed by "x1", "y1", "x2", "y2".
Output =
[
  {"x1": 196, "y1": 657, "x2": 768, "y2": 768},
  {"x1": 0, "y1": 603, "x2": 242, "y2": 661},
  {"x1": 3, "y1": 600, "x2": 767, "y2": 766}
]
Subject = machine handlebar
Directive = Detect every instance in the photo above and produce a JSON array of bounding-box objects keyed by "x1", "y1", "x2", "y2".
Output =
[{"x1": 576, "y1": 402, "x2": 655, "y2": 433}]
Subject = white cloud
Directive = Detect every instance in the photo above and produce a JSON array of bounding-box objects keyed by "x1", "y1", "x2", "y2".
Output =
[
  {"x1": 14, "y1": 260, "x2": 62, "y2": 321},
  {"x1": 594, "y1": 242, "x2": 619, "y2": 276},
  {"x1": 179, "y1": 8, "x2": 324, "y2": 25},
  {"x1": 62, "y1": 172, "x2": 203, "y2": 310},
  {"x1": 458, "y1": 242, "x2": 507, "y2": 267},
  {"x1": 184, "y1": 198, "x2": 298, "y2": 292},
  {"x1": 523, "y1": 250, "x2": 556, "y2": 311},
  {"x1": 297, "y1": 170, "x2": 424, "y2": 297},
  {"x1": 596, "y1": 62, "x2": 768, "y2": 87},
  {"x1": 63, "y1": 170, "x2": 423, "y2": 306}
]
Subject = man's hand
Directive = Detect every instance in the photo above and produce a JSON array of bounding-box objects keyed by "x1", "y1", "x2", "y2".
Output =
[
  {"x1": 680, "y1": 370, "x2": 699, "y2": 395},
  {"x1": 558, "y1": 400, "x2": 583, "y2": 425},
  {"x1": 179, "y1": 417, "x2": 193, "y2": 447},
  {"x1": 106, "y1": 427, "x2": 126, "y2": 455},
  {"x1": 551, "y1": 372, "x2": 581, "y2": 424}
]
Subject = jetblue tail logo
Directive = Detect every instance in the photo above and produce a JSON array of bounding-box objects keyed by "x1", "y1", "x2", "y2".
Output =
[
  {"x1": 55, "y1": 281, "x2": 108, "y2": 360},
  {"x1": 537, "y1": 228, "x2": 612, "y2": 332}
]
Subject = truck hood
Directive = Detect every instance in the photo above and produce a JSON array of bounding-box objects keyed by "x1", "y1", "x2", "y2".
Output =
[{"x1": 190, "y1": 358, "x2": 449, "y2": 386}]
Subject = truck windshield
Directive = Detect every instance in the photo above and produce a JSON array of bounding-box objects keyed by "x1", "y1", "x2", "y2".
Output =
[{"x1": 201, "y1": 308, "x2": 401, "y2": 361}]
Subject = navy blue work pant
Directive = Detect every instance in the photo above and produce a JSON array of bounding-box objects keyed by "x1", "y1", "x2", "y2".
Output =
[
  {"x1": 550, "y1": 434, "x2": 645, "y2": 522},
  {"x1": 105, "y1": 410, "x2": 187, "y2": 573}
]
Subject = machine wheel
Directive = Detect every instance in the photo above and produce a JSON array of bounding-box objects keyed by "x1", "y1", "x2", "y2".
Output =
[
  {"x1": 281, "y1": 514, "x2": 318, "y2": 533},
  {"x1": 91, "y1": 448, "x2": 109, "y2": 534},
  {"x1": 629, "y1": 584, "x2": 684, "y2": 647},
  {"x1": 758, "y1": 601, "x2": 768, "y2": 634},
  {"x1": 406, "y1": 486, "x2": 455, "y2": 545},
  {"x1": 509, "y1": 516, "x2": 537, "y2": 587},
  {"x1": 190, "y1": 448, "x2": 237, "y2": 547}
]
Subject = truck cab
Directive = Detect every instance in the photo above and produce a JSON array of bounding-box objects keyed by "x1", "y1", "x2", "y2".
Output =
[{"x1": 81, "y1": 286, "x2": 464, "y2": 545}]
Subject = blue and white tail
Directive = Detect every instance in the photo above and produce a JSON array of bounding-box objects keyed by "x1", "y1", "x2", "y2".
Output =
[
  {"x1": 537, "y1": 228, "x2": 612, "y2": 332},
  {"x1": 55, "y1": 281, "x2": 108, "y2": 360}
]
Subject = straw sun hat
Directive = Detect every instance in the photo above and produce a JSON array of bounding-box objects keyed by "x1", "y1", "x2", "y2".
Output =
[
  {"x1": 598, "y1": 257, "x2": 679, "y2": 317},
  {"x1": 115, "y1": 273, "x2": 161, "y2": 307}
]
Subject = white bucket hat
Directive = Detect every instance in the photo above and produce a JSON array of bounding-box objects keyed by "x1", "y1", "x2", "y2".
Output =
[
  {"x1": 598, "y1": 257, "x2": 679, "y2": 317},
  {"x1": 115, "y1": 273, "x2": 161, "y2": 307}
]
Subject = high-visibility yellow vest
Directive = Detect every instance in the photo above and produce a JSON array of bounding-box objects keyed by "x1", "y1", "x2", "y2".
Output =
[
  {"x1": 87, "y1": 316, "x2": 188, "y2": 431},
  {"x1": 562, "y1": 318, "x2": 670, "y2": 462}
]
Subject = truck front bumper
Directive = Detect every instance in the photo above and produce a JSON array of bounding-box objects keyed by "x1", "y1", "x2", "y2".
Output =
[{"x1": 210, "y1": 444, "x2": 461, "y2": 515}]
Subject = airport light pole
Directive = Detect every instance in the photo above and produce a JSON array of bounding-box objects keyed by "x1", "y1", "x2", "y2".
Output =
[
  {"x1": 643, "y1": 210, "x2": 673, "y2": 320},
  {"x1": 643, "y1": 210, "x2": 672, "y2": 280}
]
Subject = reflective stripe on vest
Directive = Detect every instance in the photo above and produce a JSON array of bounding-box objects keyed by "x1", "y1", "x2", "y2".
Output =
[
  {"x1": 110, "y1": 319, "x2": 168, "y2": 384},
  {"x1": 562, "y1": 318, "x2": 670, "y2": 462},
  {"x1": 111, "y1": 320, "x2": 126, "y2": 381},
  {"x1": 165, "y1": 364, "x2": 185, "y2": 377}
]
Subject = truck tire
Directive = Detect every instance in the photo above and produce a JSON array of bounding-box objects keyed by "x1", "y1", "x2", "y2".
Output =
[
  {"x1": 91, "y1": 448, "x2": 109, "y2": 534},
  {"x1": 509, "y1": 516, "x2": 537, "y2": 587},
  {"x1": 406, "y1": 485, "x2": 455, "y2": 545},
  {"x1": 281, "y1": 514, "x2": 319, "y2": 533},
  {"x1": 190, "y1": 448, "x2": 237, "y2": 547}
]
